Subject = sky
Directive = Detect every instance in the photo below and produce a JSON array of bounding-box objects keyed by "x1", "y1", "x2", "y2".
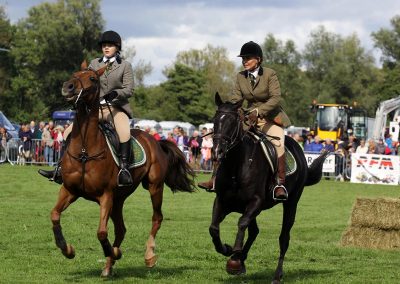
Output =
[{"x1": 1, "y1": 0, "x2": 400, "y2": 85}]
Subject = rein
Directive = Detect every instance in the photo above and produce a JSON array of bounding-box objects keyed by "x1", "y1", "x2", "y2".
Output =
[
  {"x1": 213, "y1": 109, "x2": 244, "y2": 156},
  {"x1": 66, "y1": 68, "x2": 106, "y2": 190}
]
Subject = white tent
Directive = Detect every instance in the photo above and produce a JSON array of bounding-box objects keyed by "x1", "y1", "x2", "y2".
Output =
[
  {"x1": 159, "y1": 121, "x2": 195, "y2": 137},
  {"x1": 134, "y1": 119, "x2": 162, "y2": 133}
]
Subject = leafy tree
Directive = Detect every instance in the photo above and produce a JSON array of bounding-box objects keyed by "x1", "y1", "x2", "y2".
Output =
[
  {"x1": 262, "y1": 34, "x2": 313, "y2": 126},
  {"x1": 122, "y1": 45, "x2": 153, "y2": 88},
  {"x1": 175, "y1": 44, "x2": 236, "y2": 101},
  {"x1": 303, "y1": 26, "x2": 379, "y2": 116},
  {"x1": 8, "y1": 0, "x2": 104, "y2": 121},
  {"x1": 0, "y1": 6, "x2": 13, "y2": 116},
  {"x1": 160, "y1": 63, "x2": 212, "y2": 124},
  {"x1": 371, "y1": 15, "x2": 400, "y2": 104}
]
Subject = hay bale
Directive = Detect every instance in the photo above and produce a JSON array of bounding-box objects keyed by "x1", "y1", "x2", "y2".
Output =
[
  {"x1": 341, "y1": 197, "x2": 400, "y2": 250},
  {"x1": 350, "y1": 198, "x2": 400, "y2": 230},
  {"x1": 342, "y1": 227, "x2": 400, "y2": 249}
]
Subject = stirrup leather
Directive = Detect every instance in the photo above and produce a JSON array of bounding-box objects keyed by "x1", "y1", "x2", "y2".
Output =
[{"x1": 272, "y1": 184, "x2": 288, "y2": 201}]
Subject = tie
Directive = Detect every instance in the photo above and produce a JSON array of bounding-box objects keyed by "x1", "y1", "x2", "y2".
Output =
[{"x1": 249, "y1": 73, "x2": 256, "y2": 88}]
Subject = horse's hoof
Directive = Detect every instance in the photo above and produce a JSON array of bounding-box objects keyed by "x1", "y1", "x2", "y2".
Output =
[
  {"x1": 100, "y1": 267, "x2": 113, "y2": 278},
  {"x1": 112, "y1": 247, "x2": 122, "y2": 260},
  {"x1": 62, "y1": 244, "x2": 75, "y2": 259},
  {"x1": 226, "y1": 259, "x2": 246, "y2": 275},
  {"x1": 145, "y1": 255, "x2": 158, "y2": 268}
]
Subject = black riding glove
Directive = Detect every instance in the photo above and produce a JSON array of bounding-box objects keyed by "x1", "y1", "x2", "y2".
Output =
[{"x1": 104, "y1": 91, "x2": 118, "y2": 102}]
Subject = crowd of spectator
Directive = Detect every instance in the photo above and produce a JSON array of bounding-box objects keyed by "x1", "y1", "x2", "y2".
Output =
[{"x1": 289, "y1": 131, "x2": 400, "y2": 181}]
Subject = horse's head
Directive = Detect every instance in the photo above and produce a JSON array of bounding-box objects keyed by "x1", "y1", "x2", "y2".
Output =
[
  {"x1": 62, "y1": 61, "x2": 106, "y2": 105},
  {"x1": 212, "y1": 92, "x2": 243, "y2": 161}
]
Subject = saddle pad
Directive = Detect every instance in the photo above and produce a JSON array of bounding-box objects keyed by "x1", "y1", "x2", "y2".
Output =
[
  {"x1": 248, "y1": 132, "x2": 297, "y2": 176},
  {"x1": 100, "y1": 124, "x2": 146, "y2": 168}
]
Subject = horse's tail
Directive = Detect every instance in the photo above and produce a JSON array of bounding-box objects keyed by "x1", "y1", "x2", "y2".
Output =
[
  {"x1": 304, "y1": 150, "x2": 330, "y2": 186},
  {"x1": 158, "y1": 140, "x2": 196, "y2": 193}
]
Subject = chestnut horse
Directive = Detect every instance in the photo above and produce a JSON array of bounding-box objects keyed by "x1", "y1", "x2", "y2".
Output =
[{"x1": 51, "y1": 62, "x2": 195, "y2": 277}]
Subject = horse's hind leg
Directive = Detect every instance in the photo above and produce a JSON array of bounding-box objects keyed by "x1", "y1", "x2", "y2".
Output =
[
  {"x1": 145, "y1": 182, "x2": 164, "y2": 268},
  {"x1": 272, "y1": 203, "x2": 298, "y2": 284},
  {"x1": 51, "y1": 186, "x2": 78, "y2": 259},
  {"x1": 209, "y1": 198, "x2": 232, "y2": 256}
]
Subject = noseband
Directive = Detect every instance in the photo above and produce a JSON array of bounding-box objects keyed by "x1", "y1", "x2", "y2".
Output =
[{"x1": 213, "y1": 109, "x2": 242, "y2": 156}]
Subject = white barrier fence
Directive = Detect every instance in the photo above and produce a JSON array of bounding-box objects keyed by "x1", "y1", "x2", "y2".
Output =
[{"x1": 2, "y1": 139, "x2": 399, "y2": 185}]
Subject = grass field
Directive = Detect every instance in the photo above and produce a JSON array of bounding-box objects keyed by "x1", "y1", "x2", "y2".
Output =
[{"x1": 1, "y1": 163, "x2": 400, "y2": 283}]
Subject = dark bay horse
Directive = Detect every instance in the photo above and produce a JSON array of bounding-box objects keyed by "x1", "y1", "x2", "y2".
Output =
[
  {"x1": 51, "y1": 62, "x2": 195, "y2": 277},
  {"x1": 209, "y1": 93, "x2": 328, "y2": 283}
]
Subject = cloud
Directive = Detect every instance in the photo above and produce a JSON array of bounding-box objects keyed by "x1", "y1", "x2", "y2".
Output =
[{"x1": 3, "y1": 0, "x2": 400, "y2": 85}]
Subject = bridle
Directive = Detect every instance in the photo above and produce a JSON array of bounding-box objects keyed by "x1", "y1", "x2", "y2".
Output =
[
  {"x1": 71, "y1": 68, "x2": 101, "y2": 105},
  {"x1": 213, "y1": 109, "x2": 243, "y2": 158},
  {"x1": 66, "y1": 67, "x2": 105, "y2": 190}
]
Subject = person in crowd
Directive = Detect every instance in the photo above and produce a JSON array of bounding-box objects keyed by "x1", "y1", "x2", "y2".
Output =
[
  {"x1": 308, "y1": 135, "x2": 324, "y2": 153},
  {"x1": 144, "y1": 125, "x2": 151, "y2": 134},
  {"x1": 201, "y1": 134, "x2": 213, "y2": 172},
  {"x1": 188, "y1": 130, "x2": 202, "y2": 169},
  {"x1": 166, "y1": 132, "x2": 177, "y2": 144},
  {"x1": 347, "y1": 135, "x2": 358, "y2": 153},
  {"x1": 52, "y1": 125, "x2": 64, "y2": 162},
  {"x1": 19, "y1": 124, "x2": 33, "y2": 162},
  {"x1": 322, "y1": 138, "x2": 334, "y2": 152},
  {"x1": 0, "y1": 126, "x2": 12, "y2": 150},
  {"x1": 293, "y1": 133, "x2": 304, "y2": 150},
  {"x1": 385, "y1": 134, "x2": 395, "y2": 155},
  {"x1": 303, "y1": 133, "x2": 314, "y2": 152},
  {"x1": 42, "y1": 123, "x2": 54, "y2": 166},
  {"x1": 199, "y1": 41, "x2": 291, "y2": 200},
  {"x1": 367, "y1": 138, "x2": 376, "y2": 154},
  {"x1": 175, "y1": 127, "x2": 189, "y2": 152},
  {"x1": 149, "y1": 128, "x2": 161, "y2": 141},
  {"x1": 39, "y1": 30, "x2": 135, "y2": 186},
  {"x1": 355, "y1": 139, "x2": 368, "y2": 154},
  {"x1": 375, "y1": 138, "x2": 386, "y2": 155},
  {"x1": 335, "y1": 141, "x2": 347, "y2": 181}
]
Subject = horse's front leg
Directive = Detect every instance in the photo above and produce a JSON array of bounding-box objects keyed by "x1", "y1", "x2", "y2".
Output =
[
  {"x1": 144, "y1": 182, "x2": 164, "y2": 268},
  {"x1": 103, "y1": 197, "x2": 127, "y2": 278},
  {"x1": 97, "y1": 192, "x2": 119, "y2": 278},
  {"x1": 227, "y1": 197, "x2": 262, "y2": 275},
  {"x1": 209, "y1": 197, "x2": 232, "y2": 256},
  {"x1": 51, "y1": 185, "x2": 78, "y2": 259}
]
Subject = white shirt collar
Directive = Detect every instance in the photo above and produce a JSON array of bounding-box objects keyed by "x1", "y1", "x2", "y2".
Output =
[
  {"x1": 103, "y1": 56, "x2": 116, "y2": 63},
  {"x1": 249, "y1": 67, "x2": 260, "y2": 78}
]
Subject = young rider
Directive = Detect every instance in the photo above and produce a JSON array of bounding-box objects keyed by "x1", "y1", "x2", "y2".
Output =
[{"x1": 39, "y1": 30, "x2": 135, "y2": 187}]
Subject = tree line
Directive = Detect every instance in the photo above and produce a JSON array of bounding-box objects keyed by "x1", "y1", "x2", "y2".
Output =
[{"x1": 1, "y1": 1, "x2": 399, "y2": 127}]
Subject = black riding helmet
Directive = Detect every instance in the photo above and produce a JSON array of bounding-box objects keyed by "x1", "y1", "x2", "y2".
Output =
[
  {"x1": 98, "y1": 30, "x2": 122, "y2": 50},
  {"x1": 238, "y1": 41, "x2": 263, "y2": 61}
]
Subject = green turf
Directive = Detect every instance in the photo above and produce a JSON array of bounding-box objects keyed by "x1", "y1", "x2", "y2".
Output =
[{"x1": 1, "y1": 164, "x2": 399, "y2": 283}]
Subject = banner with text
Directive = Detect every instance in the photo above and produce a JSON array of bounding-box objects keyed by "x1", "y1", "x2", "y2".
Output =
[
  {"x1": 351, "y1": 153, "x2": 400, "y2": 185},
  {"x1": 304, "y1": 153, "x2": 335, "y2": 173}
]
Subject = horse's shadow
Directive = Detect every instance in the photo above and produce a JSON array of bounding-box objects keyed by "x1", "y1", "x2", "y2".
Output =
[
  {"x1": 67, "y1": 265, "x2": 197, "y2": 281},
  {"x1": 219, "y1": 267, "x2": 334, "y2": 283}
]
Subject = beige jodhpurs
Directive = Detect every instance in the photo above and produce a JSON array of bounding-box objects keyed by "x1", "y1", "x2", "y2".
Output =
[
  {"x1": 63, "y1": 106, "x2": 131, "y2": 143},
  {"x1": 257, "y1": 118, "x2": 285, "y2": 157}
]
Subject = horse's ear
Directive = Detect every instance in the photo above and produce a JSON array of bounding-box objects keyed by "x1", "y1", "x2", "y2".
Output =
[
  {"x1": 81, "y1": 60, "x2": 88, "y2": 70},
  {"x1": 215, "y1": 92, "x2": 223, "y2": 106},
  {"x1": 96, "y1": 65, "x2": 107, "y2": 77}
]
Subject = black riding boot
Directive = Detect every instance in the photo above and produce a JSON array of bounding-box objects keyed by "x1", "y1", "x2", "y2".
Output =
[
  {"x1": 118, "y1": 141, "x2": 133, "y2": 187},
  {"x1": 38, "y1": 138, "x2": 69, "y2": 184},
  {"x1": 273, "y1": 155, "x2": 288, "y2": 201}
]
